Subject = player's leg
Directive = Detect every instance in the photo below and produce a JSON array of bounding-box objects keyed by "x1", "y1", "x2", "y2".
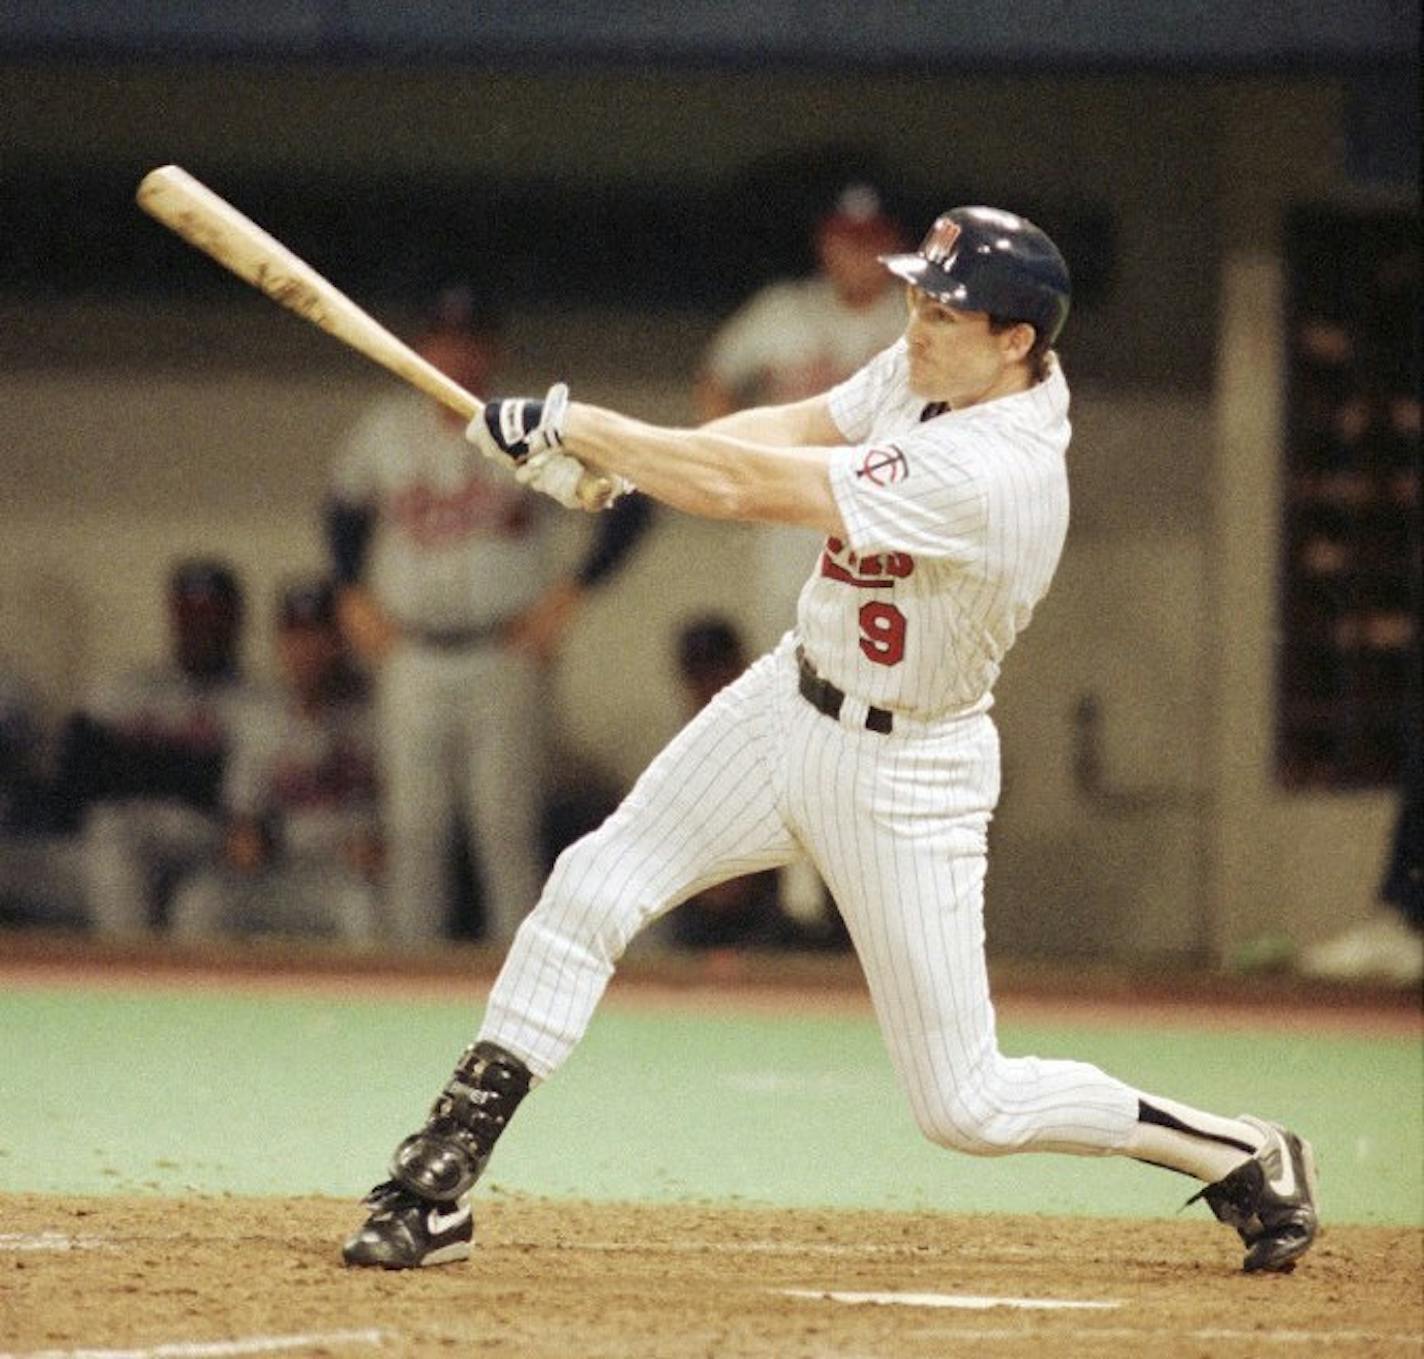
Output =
[
  {"x1": 343, "y1": 653, "x2": 801, "y2": 1268},
  {"x1": 245, "y1": 859, "x2": 381, "y2": 945},
  {"x1": 802, "y1": 738, "x2": 1141, "y2": 1159},
  {"x1": 155, "y1": 803, "x2": 225, "y2": 926},
  {"x1": 167, "y1": 866, "x2": 235, "y2": 939},
  {"x1": 795, "y1": 709, "x2": 1316, "y2": 1272},
  {"x1": 82, "y1": 801, "x2": 158, "y2": 936},
  {"x1": 459, "y1": 646, "x2": 546, "y2": 945},
  {"x1": 376, "y1": 648, "x2": 458, "y2": 944},
  {"x1": 325, "y1": 868, "x2": 382, "y2": 946},
  {"x1": 747, "y1": 529, "x2": 838, "y2": 942}
]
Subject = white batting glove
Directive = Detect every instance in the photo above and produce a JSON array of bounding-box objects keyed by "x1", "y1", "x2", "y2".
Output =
[
  {"x1": 514, "y1": 448, "x2": 599, "y2": 510},
  {"x1": 515, "y1": 450, "x2": 634, "y2": 512},
  {"x1": 466, "y1": 382, "x2": 570, "y2": 465}
]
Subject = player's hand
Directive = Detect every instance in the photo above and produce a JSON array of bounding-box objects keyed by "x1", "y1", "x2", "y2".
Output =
[
  {"x1": 467, "y1": 383, "x2": 570, "y2": 465},
  {"x1": 225, "y1": 820, "x2": 268, "y2": 874},
  {"x1": 514, "y1": 447, "x2": 606, "y2": 511},
  {"x1": 504, "y1": 579, "x2": 583, "y2": 664},
  {"x1": 336, "y1": 585, "x2": 398, "y2": 665},
  {"x1": 344, "y1": 830, "x2": 385, "y2": 883}
]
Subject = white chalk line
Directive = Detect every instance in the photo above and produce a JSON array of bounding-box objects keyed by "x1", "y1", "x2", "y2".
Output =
[
  {"x1": 0, "y1": 1232, "x2": 108, "y2": 1253},
  {"x1": 914, "y1": 1326, "x2": 1422, "y2": 1348},
  {"x1": 782, "y1": 1293, "x2": 1423, "y2": 1347},
  {"x1": 0, "y1": 1330, "x2": 390, "y2": 1359},
  {"x1": 780, "y1": 1289, "x2": 1119, "y2": 1311}
]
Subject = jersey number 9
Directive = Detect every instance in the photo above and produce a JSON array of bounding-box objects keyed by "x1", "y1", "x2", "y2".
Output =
[{"x1": 858, "y1": 602, "x2": 906, "y2": 667}]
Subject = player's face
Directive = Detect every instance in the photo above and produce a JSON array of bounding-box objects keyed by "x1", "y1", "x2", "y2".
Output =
[
  {"x1": 819, "y1": 231, "x2": 895, "y2": 308},
  {"x1": 902, "y1": 287, "x2": 1034, "y2": 407}
]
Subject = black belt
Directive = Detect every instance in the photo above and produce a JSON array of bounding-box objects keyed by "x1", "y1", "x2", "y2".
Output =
[
  {"x1": 404, "y1": 618, "x2": 510, "y2": 651},
  {"x1": 796, "y1": 645, "x2": 894, "y2": 735}
]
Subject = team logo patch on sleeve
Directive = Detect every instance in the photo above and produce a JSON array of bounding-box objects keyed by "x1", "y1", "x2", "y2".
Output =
[{"x1": 856, "y1": 445, "x2": 910, "y2": 486}]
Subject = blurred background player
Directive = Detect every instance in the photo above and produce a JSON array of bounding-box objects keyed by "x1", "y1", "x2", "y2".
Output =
[
  {"x1": 0, "y1": 662, "x2": 86, "y2": 926},
  {"x1": 692, "y1": 183, "x2": 905, "y2": 936},
  {"x1": 169, "y1": 577, "x2": 382, "y2": 944},
  {"x1": 325, "y1": 287, "x2": 649, "y2": 945},
  {"x1": 57, "y1": 558, "x2": 251, "y2": 936},
  {"x1": 694, "y1": 183, "x2": 909, "y2": 427},
  {"x1": 1300, "y1": 725, "x2": 1422, "y2": 985}
]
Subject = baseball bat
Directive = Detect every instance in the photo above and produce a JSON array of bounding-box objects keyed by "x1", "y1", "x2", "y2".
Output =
[{"x1": 135, "y1": 165, "x2": 613, "y2": 509}]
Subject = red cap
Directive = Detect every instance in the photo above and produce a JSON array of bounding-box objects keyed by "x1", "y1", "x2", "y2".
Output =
[{"x1": 816, "y1": 184, "x2": 904, "y2": 251}]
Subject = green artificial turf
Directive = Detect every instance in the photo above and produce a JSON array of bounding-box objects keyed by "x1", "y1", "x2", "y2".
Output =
[{"x1": 2, "y1": 985, "x2": 1417, "y2": 1224}]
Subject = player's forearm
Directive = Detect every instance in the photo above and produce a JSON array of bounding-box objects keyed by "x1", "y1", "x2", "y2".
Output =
[
  {"x1": 699, "y1": 394, "x2": 843, "y2": 447},
  {"x1": 566, "y1": 404, "x2": 756, "y2": 520},
  {"x1": 564, "y1": 403, "x2": 841, "y2": 532}
]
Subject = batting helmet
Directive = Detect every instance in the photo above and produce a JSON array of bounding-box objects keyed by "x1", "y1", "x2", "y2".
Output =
[{"x1": 881, "y1": 206, "x2": 1071, "y2": 346}]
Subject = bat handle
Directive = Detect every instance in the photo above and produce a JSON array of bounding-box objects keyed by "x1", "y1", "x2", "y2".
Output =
[{"x1": 575, "y1": 469, "x2": 618, "y2": 511}]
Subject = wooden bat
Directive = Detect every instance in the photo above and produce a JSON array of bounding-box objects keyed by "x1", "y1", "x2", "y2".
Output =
[{"x1": 135, "y1": 164, "x2": 613, "y2": 509}]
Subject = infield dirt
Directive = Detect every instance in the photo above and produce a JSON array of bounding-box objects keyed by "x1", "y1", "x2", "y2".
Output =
[{"x1": 2, "y1": 1192, "x2": 1420, "y2": 1359}]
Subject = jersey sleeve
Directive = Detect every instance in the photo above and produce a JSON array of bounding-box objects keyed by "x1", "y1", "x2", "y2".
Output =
[
  {"x1": 827, "y1": 422, "x2": 990, "y2": 561},
  {"x1": 825, "y1": 339, "x2": 908, "y2": 444}
]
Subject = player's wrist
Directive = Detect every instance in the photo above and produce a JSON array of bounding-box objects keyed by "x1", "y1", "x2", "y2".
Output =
[{"x1": 466, "y1": 383, "x2": 570, "y2": 466}]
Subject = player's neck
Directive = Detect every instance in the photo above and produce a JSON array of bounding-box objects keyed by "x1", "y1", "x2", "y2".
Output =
[{"x1": 954, "y1": 362, "x2": 1033, "y2": 411}]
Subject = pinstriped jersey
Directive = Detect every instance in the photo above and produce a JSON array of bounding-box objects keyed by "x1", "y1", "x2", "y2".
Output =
[{"x1": 797, "y1": 338, "x2": 1072, "y2": 720}]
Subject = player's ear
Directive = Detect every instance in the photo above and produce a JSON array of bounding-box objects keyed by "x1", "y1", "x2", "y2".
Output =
[{"x1": 999, "y1": 321, "x2": 1036, "y2": 364}]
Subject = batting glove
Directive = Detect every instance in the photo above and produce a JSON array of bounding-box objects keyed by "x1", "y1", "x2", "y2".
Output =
[
  {"x1": 515, "y1": 448, "x2": 601, "y2": 511},
  {"x1": 467, "y1": 382, "x2": 570, "y2": 465}
]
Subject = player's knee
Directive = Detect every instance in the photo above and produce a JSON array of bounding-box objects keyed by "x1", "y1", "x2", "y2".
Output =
[
  {"x1": 914, "y1": 1090, "x2": 1023, "y2": 1158},
  {"x1": 524, "y1": 836, "x2": 643, "y2": 966}
]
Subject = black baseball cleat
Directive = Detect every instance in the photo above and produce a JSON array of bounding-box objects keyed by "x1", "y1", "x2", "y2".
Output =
[
  {"x1": 341, "y1": 1180, "x2": 472, "y2": 1270},
  {"x1": 1190, "y1": 1116, "x2": 1320, "y2": 1273}
]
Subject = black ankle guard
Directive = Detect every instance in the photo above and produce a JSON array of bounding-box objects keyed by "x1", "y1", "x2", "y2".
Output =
[
  {"x1": 1189, "y1": 1158, "x2": 1266, "y2": 1234},
  {"x1": 389, "y1": 1042, "x2": 532, "y2": 1202}
]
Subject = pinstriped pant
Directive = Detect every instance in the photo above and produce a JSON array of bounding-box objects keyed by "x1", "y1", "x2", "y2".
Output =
[{"x1": 481, "y1": 640, "x2": 1140, "y2": 1159}]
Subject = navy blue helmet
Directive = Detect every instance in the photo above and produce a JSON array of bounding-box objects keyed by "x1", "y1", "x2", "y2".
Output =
[{"x1": 881, "y1": 206, "x2": 1071, "y2": 346}]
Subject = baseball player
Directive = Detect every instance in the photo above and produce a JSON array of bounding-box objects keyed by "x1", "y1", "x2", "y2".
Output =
[
  {"x1": 69, "y1": 559, "x2": 253, "y2": 936},
  {"x1": 168, "y1": 578, "x2": 382, "y2": 943},
  {"x1": 343, "y1": 207, "x2": 1318, "y2": 1275},
  {"x1": 326, "y1": 291, "x2": 650, "y2": 945}
]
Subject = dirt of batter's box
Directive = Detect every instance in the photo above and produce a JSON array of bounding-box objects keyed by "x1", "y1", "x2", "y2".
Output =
[{"x1": 1, "y1": 1193, "x2": 1419, "y2": 1359}]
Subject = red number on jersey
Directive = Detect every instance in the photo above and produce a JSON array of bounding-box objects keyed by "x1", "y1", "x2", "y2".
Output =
[{"x1": 858, "y1": 602, "x2": 906, "y2": 666}]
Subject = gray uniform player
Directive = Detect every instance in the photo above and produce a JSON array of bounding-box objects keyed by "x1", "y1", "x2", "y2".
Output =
[
  {"x1": 168, "y1": 579, "x2": 381, "y2": 943},
  {"x1": 76, "y1": 560, "x2": 252, "y2": 936},
  {"x1": 343, "y1": 208, "x2": 1318, "y2": 1276},
  {"x1": 327, "y1": 298, "x2": 650, "y2": 945}
]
